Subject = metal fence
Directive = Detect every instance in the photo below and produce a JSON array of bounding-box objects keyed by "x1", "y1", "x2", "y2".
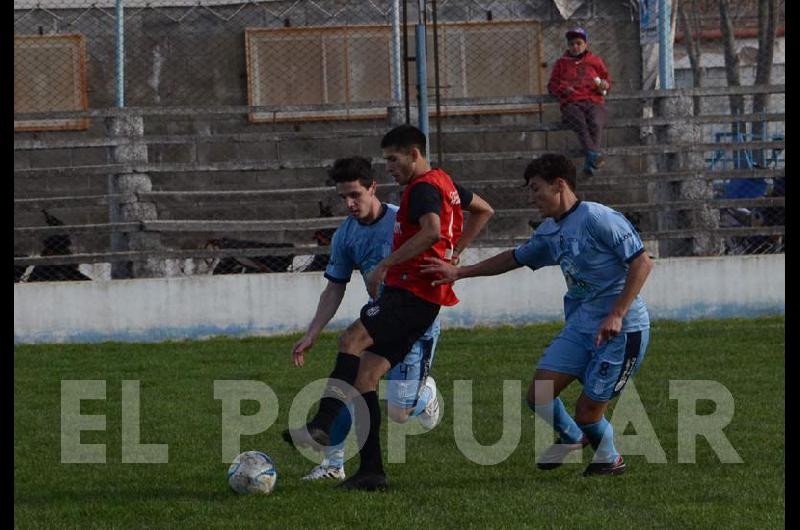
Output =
[{"x1": 14, "y1": 0, "x2": 785, "y2": 282}]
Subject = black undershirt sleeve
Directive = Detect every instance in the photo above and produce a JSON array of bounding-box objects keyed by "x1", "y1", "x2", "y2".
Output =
[
  {"x1": 407, "y1": 182, "x2": 475, "y2": 224},
  {"x1": 455, "y1": 183, "x2": 473, "y2": 209},
  {"x1": 407, "y1": 183, "x2": 442, "y2": 224}
]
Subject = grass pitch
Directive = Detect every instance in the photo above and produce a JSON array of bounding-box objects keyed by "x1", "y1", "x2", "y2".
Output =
[{"x1": 14, "y1": 317, "x2": 784, "y2": 529}]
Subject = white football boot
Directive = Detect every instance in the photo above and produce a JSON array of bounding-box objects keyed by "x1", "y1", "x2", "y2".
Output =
[
  {"x1": 301, "y1": 463, "x2": 346, "y2": 481},
  {"x1": 418, "y1": 376, "x2": 441, "y2": 430}
]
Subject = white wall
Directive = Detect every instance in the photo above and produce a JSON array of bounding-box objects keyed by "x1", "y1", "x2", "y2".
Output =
[{"x1": 14, "y1": 254, "x2": 784, "y2": 344}]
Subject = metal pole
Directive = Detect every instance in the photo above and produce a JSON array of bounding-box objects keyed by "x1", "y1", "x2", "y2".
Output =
[
  {"x1": 431, "y1": 0, "x2": 443, "y2": 167},
  {"x1": 390, "y1": 0, "x2": 403, "y2": 104},
  {"x1": 658, "y1": 0, "x2": 674, "y2": 89},
  {"x1": 402, "y1": 0, "x2": 410, "y2": 123},
  {"x1": 416, "y1": 0, "x2": 429, "y2": 153},
  {"x1": 115, "y1": 0, "x2": 125, "y2": 107},
  {"x1": 110, "y1": 0, "x2": 126, "y2": 277}
]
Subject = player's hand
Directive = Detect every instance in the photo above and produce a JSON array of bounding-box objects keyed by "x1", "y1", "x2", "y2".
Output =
[
  {"x1": 451, "y1": 250, "x2": 461, "y2": 266},
  {"x1": 594, "y1": 313, "x2": 623, "y2": 348},
  {"x1": 291, "y1": 335, "x2": 315, "y2": 367},
  {"x1": 420, "y1": 257, "x2": 459, "y2": 286},
  {"x1": 367, "y1": 262, "x2": 388, "y2": 300}
]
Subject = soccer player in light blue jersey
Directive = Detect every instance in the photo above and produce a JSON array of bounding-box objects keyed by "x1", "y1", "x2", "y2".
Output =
[
  {"x1": 422, "y1": 153, "x2": 653, "y2": 477},
  {"x1": 291, "y1": 156, "x2": 494, "y2": 481}
]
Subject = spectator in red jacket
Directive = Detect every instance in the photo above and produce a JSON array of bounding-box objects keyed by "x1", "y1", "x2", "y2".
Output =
[{"x1": 548, "y1": 27, "x2": 611, "y2": 176}]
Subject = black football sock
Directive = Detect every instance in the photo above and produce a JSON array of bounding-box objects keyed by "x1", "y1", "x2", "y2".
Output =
[
  {"x1": 310, "y1": 352, "x2": 360, "y2": 433},
  {"x1": 356, "y1": 390, "x2": 384, "y2": 475}
]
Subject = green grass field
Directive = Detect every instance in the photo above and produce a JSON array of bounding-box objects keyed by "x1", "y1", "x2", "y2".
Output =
[{"x1": 15, "y1": 317, "x2": 784, "y2": 529}]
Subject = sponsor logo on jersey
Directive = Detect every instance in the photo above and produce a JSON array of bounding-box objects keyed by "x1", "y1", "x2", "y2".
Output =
[
  {"x1": 366, "y1": 305, "x2": 380, "y2": 318},
  {"x1": 614, "y1": 232, "x2": 634, "y2": 248}
]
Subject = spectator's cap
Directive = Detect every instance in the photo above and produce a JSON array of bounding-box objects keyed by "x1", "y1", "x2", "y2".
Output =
[{"x1": 565, "y1": 27, "x2": 588, "y2": 42}]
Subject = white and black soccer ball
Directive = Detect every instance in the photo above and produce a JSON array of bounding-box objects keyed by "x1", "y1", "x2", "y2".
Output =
[{"x1": 227, "y1": 451, "x2": 277, "y2": 495}]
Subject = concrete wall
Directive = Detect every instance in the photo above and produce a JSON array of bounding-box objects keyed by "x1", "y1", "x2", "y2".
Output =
[
  {"x1": 12, "y1": 0, "x2": 639, "y2": 137},
  {"x1": 14, "y1": 253, "x2": 784, "y2": 344},
  {"x1": 13, "y1": 0, "x2": 641, "y2": 236}
]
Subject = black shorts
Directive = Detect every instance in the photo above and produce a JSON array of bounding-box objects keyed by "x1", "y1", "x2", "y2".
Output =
[{"x1": 360, "y1": 286, "x2": 441, "y2": 367}]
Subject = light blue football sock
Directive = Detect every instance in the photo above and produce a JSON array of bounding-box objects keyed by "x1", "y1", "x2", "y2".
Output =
[
  {"x1": 531, "y1": 398, "x2": 584, "y2": 444},
  {"x1": 409, "y1": 384, "x2": 432, "y2": 418},
  {"x1": 323, "y1": 403, "x2": 352, "y2": 468},
  {"x1": 322, "y1": 446, "x2": 345, "y2": 469},
  {"x1": 579, "y1": 417, "x2": 619, "y2": 464}
]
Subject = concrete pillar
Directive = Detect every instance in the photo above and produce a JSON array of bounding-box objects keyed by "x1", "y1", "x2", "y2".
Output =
[
  {"x1": 641, "y1": 99, "x2": 661, "y2": 258},
  {"x1": 655, "y1": 95, "x2": 720, "y2": 257},
  {"x1": 678, "y1": 132, "x2": 722, "y2": 256},
  {"x1": 106, "y1": 115, "x2": 164, "y2": 278},
  {"x1": 651, "y1": 97, "x2": 681, "y2": 257},
  {"x1": 387, "y1": 104, "x2": 404, "y2": 127}
]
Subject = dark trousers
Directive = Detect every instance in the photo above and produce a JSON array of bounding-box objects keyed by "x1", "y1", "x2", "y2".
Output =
[{"x1": 561, "y1": 101, "x2": 607, "y2": 154}]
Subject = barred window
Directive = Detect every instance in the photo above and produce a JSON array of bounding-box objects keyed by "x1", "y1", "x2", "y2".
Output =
[
  {"x1": 246, "y1": 26, "x2": 392, "y2": 122},
  {"x1": 245, "y1": 21, "x2": 543, "y2": 122},
  {"x1": 14, "y1": 34, "x2": 89, "y2": 132}
]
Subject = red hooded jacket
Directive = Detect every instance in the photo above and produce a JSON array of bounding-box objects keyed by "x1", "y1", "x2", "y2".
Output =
[{"x1": 547, "y1": 50, "x2": 611, "y2": 107}]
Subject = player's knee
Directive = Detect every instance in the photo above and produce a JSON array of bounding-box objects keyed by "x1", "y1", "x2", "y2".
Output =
[
  {"x1": 354, "y1": 371, "x2": 379, "y2": 393},
  {"x1": 574, "y1": 401, "x2": 606, "y2": 424},
  {"x1": 529, "y1": 380, "x2": 557, "y2": 407},
  {"x1": 338, "y1": 328, "x2": 359, "y2": 353},
  {"x1": 387, "y1": 405, "x2": 411, "y2": 424},
  {"x1": 574, "y1": 410, "x2": 601, "y2": 425},
  {"x1": 337, "y1": 331, "x2": 350, "y2": 351},
  {"x1": 525, "y1": 384, "x2": 539, "y2": 408}
]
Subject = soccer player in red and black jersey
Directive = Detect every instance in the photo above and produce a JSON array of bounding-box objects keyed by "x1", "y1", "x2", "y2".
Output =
[{"x1": 284, "y1": 125, "x2": 487, "y2": 491}]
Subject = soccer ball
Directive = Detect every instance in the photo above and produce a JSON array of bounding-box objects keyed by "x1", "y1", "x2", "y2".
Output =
[{"x1": 227, "y1": 451, "x2": 277, "y2": 495}]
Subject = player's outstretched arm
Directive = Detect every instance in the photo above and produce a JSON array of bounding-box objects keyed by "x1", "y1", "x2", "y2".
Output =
[
  {"x1": 292, "y1": 280, "x2": 347, "y2": 367},
  {"x1": 452, "y1": 192, "x2": 494, "y2": 265},
  {"x1": 594, "y1": 252, "x2": 654, "y2": 347},
  {"x1": 366, "y1": 212, "x2": 441, "y2": 298},
  {"x1": 421, "y1": 248, "x2": 522, "y2": 286}
]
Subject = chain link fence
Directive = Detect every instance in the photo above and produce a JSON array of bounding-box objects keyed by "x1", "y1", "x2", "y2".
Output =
[{"x1": 14, "y1": 0, "x2": 784, "y2": 282}]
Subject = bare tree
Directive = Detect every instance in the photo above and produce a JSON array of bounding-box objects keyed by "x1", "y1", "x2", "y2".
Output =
[
  {"x1": 679, "y1": 0, "x2": 704, "y2": 115},
  {"x1": 717, "y1": 0, "x2": 747, "y2": 170},
  {"x1": 751, "y1": 0, "x2": 778, "y2": 166}
]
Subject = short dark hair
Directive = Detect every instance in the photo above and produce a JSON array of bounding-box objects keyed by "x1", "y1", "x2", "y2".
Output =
[
  {"x1": 328, "y1": 156, "x2": 374, "y2": 188},
  {"x1": 523, "y1": 154, "x2": 577, "y2": 191},
  {"x1": 380, "y1": 124, "x2": 427, "y2": 156}
]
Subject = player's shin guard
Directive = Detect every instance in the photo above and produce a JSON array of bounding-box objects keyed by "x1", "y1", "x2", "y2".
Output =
[
  {"x1": 310, "y1": 353, "x2": 360, "y2": 433},
  {"x1": 578, "y1": 417, "x2": 620, "y2": 464},
  {"x1": 531, "y1": 398, "x2": 584, "y2": 444},
  {"x1": 355, "y1": 390, "x2": 384, "y2": 475}
]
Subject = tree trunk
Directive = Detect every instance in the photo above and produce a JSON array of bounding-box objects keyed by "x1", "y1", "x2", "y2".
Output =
[
  {"x1": 752, "y1": 0, "x2": 777, "y2": 166},
  {"x1": 679, "y1": 1, "x2": 704, "y2": 115},
  {"x1": 718, "y1": 0, "x2": 746, "y2": 164}
]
